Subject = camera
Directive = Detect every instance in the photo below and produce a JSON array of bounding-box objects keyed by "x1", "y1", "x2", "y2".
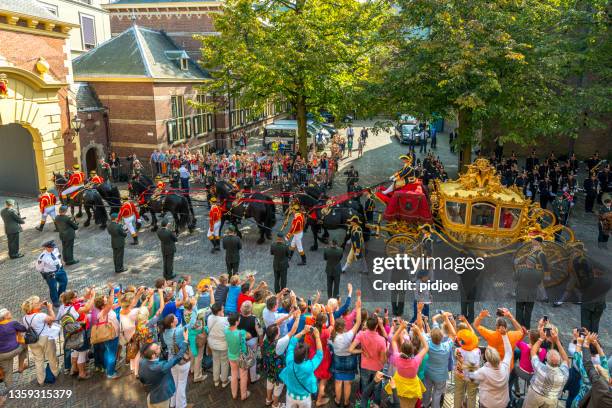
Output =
[
  {"x1": 542, "y1": 315, "x2": 549, "y2": 322},
  {"x1": 544, "y1": 327, "x2": 552, "y2": 336}
]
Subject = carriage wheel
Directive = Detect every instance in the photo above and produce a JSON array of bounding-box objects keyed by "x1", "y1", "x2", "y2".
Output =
[
  {"x1": 385, "y1": 234, "x2": 420, "y2": 257},
  {"x1": 513, "y1": 240, "x2": 569, "y2": 288}
]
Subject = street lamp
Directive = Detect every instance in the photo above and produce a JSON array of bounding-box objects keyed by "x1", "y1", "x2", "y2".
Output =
[{"x1": 70, "y1": 114, "x2": 82, "y2": 142}]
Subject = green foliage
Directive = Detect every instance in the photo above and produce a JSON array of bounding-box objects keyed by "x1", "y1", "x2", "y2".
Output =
[{"x1": 195, "y1": 0, "x2": 391, "y2": 155}]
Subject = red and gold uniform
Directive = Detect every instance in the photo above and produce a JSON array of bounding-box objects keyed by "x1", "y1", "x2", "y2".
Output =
[
  {"x1": 89, "y1": 175, "x2": 104, "y2": 185},
  {"x1": 286, "y1": 204, "x2": 306, "y2": 264},
  {"x1": 207, "y1": 197, "x2": 222, "y2": 251},
  {"x1": 62, "y1": 164, "x2": 85, "y2": 199},
  {"x1": 118, "y1": 199, "x2": 140, "y2": 243},
  {"x1": 36, "y1": 188, "x2": 57, "y2": 231}
]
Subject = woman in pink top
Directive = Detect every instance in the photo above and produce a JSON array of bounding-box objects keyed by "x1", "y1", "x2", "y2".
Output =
[
  {"x1": 511, "y1": 329, "x2": 546, "y2": 396},
  {"x1": 389, "y1": 320, "x2": 429, "y2": 407}
]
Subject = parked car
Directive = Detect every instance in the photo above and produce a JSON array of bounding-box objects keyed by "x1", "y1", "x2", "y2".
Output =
[
  {"x1": 398, "y1": 114, "x2": 417, "y2": 124},
  {"x1": 395, "y1": 123, "x2": 417, "y2": 144}
]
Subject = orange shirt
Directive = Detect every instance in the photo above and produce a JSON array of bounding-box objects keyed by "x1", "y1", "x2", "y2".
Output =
[
  {"x1": 477, "y1": 326, "x2": 524, "y2": 369},
  {"x1": 289, "y1": 213, "x2": 305, "y2": 234},
  {"x1": 118, "y1": 201, "x2": 139, "y2": 221},
  {"x1": 38, "y1": 193, "x2": 56, "y2": 212},
  {"x1": 67, "y1": 172, "x2": 85, "y2": 187},
  {"x1": 209, "y1": 205, "x2": 222, "y2": 228}
]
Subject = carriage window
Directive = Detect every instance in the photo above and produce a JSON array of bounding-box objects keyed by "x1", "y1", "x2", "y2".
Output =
[
  {"x1": 445, "y1": 202, "x2": 466, "y2": 225},
  {"x1": 470, "y1": 202, "x2": 495, "y2": 228},
  {"x1": 499, "y1": 208, "x2": 521, "y2": 229}
]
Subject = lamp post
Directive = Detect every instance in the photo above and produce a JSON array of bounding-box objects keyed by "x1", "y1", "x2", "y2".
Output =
[{"x1": 70, "y1": 113, "x2": 82, "y2": 142}]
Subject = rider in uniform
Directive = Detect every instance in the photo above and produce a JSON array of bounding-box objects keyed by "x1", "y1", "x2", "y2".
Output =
[
  {"x1": 87, "y1": 170, "x2": 105, "y2": 187},
  {"x1": 363, "y1": 189, "x2": 376, "y2": 239},
  {"x1": 342, "y1": 215, "x2": 367, "y2": 274},
  {"x1": 61, "y1": 164, "x2": 85, "y2": 202},
  {"x1": 286, "y1": 203, "x2": 306, "y2": 265},
  {"x1": 382, "y1": 155, "x2": 416, "y2": 195},
  {"x1": 152, "y1": 175, "x2": 167, "y2": 201},
  {"x1": 208, "y1": 196, "x2": 222, "y2": 252},
  {"x1": 36, "y1": 187, "x2": 57, "y2": 232},
  {"x1": 117, "y1": 195, "x2": 140, "y2": 245}
]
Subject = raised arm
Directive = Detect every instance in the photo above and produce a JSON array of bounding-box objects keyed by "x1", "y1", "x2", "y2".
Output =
[
  {"x1": 551, "y1": 327, "x2": 569, "y2": 366},
  {"x1": 350, "y1": 296, "x2": 362, "y2": 336},
  {"x1": 414, "y1": 324, "x2": 429, "y2": 358}
]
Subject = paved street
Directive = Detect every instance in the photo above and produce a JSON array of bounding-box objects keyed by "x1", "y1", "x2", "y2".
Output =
[{"x1": 0, "y1": 120, "x2": 609, "y2": 407}]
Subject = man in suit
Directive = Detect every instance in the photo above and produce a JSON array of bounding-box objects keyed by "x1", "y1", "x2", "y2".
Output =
[
  {"x1": 54, "y1": 205, "x2": 79, "y2": 265},
  {"x1": 270, "y1": 233, "x2": 290, "y2": 293},
  {"x1": 1, "y1": 199, "x2": 25, "y2": 259},
  {"x1": 107, "y1": 212, "x2": 127, "y2": 273},
  {"x1": 157, "y1": 218, "x2": 177, "y2": 280},
  {"x1": 324, "y1": 239, "x2": 344, "y2": 299},
  {"x1": 222, "y1": 225, "x2": 242, "y2": 277}
]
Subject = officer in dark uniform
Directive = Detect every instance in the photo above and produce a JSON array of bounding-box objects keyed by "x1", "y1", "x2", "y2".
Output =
[
  {"x1": 323, "y1": 239, "x2": 344, "y2": 299},
  {"x1": 107, "y1": 212, "x2": 127, "y2": 273},
  {"x1": 363, "y1": 190, "x2": 376, "y2": 239},
  {"x1": 54, "y1": 205, "x2": 79, "y2": 265},
  {"x1": 222, "y1": 225, "x2": 242, "y2": 277},
  {"x1": 157, "y1": 218, "x2": 177, "y2": 280},
  {"x1": 597, "y1": 198, "x2": 611, "y2": 249},
  {"x1": 344, "y1": 165, "x2": 359, "y2": 193},
  {"x1": 513, "y1": 237, "x2": 547, "y2": 328},
  {"x1": 583, "y1": 173, "x2": 598, "y2": 213},
  {"x1": 270, "y1": 232, "x2": 291, "y2": 293},
  {"x1": 1, "y1": 199, "x2": 25, "y2": 259},
  {"x1": 342, "y1": 216, "x2": 367, "y2": 274}
]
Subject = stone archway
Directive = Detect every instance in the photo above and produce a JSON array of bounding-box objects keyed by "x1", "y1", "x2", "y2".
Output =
[
  {"x1": 0, "y1": 67, "x2": 68, "y2": 191},
  {"x1": 0, "y1": 124, "x2": 39, "y2": 194}
]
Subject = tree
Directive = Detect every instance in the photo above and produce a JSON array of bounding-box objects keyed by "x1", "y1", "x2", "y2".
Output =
[
  {"x1": 195, "y1": 0, "x2": 391, "y2": 156},
  {"x1": 382, "y1": 0, "x2": 571, "y2": 170}
]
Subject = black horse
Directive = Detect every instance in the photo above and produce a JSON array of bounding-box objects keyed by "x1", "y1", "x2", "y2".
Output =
[
  {"x1": 96, "y1": 181, "x2": 121, "y2": 214},
  {"x1": 128, "y1": 174, "x2": 196, "y2": 234},
  {"x1": 52, "y1": 173, "x2": 108, "y2": 228},
  {"x1": 215, "y1": 181, "x2": 276, "y2": 244},
  {"x1": 283, "y1": 181, "x2": 365, "y2": 251}
]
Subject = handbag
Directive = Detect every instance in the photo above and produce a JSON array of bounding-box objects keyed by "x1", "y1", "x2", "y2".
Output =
[
  {"x1": 237, "y1": 331, "x2": 255, "y2": 369},
  {"x1": 90, "y1": 315, "x2": 116, "y2": 345},
  {"x1": 44, "y1": 363, "x2": 56, "y2": 384},
  {"x1": 196, "y1": 331, "x2": 207, "y2": 349},
  {"x1": 126, "y1": 337, "x2": 139, "y2": 360},
  {"x1": 173, "y1": 329, "x2": 192, "y2": 365}
]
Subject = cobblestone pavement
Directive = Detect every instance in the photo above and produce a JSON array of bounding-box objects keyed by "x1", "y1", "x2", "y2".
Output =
[{"x1": 0, "y1": 119, "x2": 609, "y2": 407}]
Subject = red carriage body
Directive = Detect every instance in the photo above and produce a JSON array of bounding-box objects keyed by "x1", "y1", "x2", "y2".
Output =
[{"x1": 376, "y1": 181, "x2": 433, "y2": 224}]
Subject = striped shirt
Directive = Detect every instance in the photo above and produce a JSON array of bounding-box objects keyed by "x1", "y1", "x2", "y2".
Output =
[{"x1": 529, "y1": 356, "x2": 569, "y2": 399}]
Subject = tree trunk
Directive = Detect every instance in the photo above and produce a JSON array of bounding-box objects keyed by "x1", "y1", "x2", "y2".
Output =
[
  {"x1": 458, "y1": 108, "x2": 473, "y2": 173},
  {"x1": 296, "y1": 95, "x2": 308, "y2": 158}
]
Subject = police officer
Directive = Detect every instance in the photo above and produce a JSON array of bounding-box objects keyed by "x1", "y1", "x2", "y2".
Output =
[
  {"x1": 54, "y1": 205, "x2": 79, "y2": 265},
  {"x1": 270, "y1": 232, "x2": 291, "y2": 293},
  {"x1": 157, "y1": 218, "x2": 177, "y2": 280},
  {"x1": 222, "y1": 225, "x2": 242, "y2": 277},
  {"x1": 36, "y1": 187, "x2": 57, "y2": 232},
  {"x1": 342, "y1": 216, "x2": 367, "y2": 274},
  {"x1": 323, "y1": 239, "x2": 344, "y2": 298},
  {"x1": 286, "y1": 203, "x2": 306, "y2": 265},
  {"x1": 107, "y1": 212, "x2": 127, "y2": 273},
  {"x1": 35, "y1": 240, "x2": 68, "y2": 308},
  {"x1": 1, "y1": 199, "x2": 25, "y2": 259}
]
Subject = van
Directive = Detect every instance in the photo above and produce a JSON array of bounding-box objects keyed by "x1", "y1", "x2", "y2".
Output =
[{"x1": 263, "y1": 122, "x2": 315, "y2": 152}]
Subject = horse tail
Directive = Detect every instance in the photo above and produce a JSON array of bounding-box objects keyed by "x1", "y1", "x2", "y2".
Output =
[
  {"x1": 265, "y1": 200, "x2": 276, "y2": 228},
  {"x1": 178, "y1": 199, "x2": 190, "y2": 230}
]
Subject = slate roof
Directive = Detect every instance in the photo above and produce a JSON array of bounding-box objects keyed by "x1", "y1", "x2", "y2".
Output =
[
  {"x1": 72, "y1": 25, "x2": 211, "y2": 81},
  {"x1": 71, "y1": 83, "x2": 104, "y2": 111},
  {"x1": 0, "y1": 0, "x2": 65, "y2": 22}
]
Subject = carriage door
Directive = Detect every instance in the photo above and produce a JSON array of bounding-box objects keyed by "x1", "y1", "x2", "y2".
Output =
[
  {"x1": 0, "y1": 124, "x2": 39, "y2": 195},
  {"x1": 85, "y1": 147, "x2": 98, "y2": 174}
]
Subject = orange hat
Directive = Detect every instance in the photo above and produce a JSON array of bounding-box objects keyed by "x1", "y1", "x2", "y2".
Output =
[{"x1": 456, "y1": 329, "x2": 479, "y2": 351}]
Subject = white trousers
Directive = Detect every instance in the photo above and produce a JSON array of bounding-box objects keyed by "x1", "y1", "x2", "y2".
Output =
[
  {"x1": 41, "y1": 206, "x2": 57, "y2": 222},
  {"x1": 286, "y1": 394, "x2": 312, "y2": 408},
  {"x1": 123, "y1": 215, "x2": 137, "y2": 236},
  {"x1": 62, "y1": 185, "x2": 82, "y2": 197},
  {"x1": 170, "y1": 361, "x2": 191, "y2": 408},
  {"x1": 383, "y1": 184, "x2": 394, "y2": 195},
  {"x1": 290, "y1": 231, "x2": 304, "y2": 253},
  {"x1": 208, "y1": 220, "x2": 221, "y2": 239}
]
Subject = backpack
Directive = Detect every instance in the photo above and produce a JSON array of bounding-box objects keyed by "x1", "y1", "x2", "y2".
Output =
[
  {"x1": 24, "y1": 315, "x2": 44, "y2": 345},
  {"x1": 60, "y1": 306, "x2": 85, "y2": 350}
]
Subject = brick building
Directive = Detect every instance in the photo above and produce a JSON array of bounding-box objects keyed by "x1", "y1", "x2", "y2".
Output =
[
  {"x1": 103, "y1": 0, "x2": 286, "y2": 154},
  {"x1": 0, "y1": 0, "x2": 79, "y2": 195}
]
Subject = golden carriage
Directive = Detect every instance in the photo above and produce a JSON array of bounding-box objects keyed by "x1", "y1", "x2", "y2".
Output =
[{"x1": 370, "y1": 158, "x2": 576, "y2": 259}]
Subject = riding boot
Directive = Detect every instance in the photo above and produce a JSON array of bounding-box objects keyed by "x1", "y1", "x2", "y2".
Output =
[
  {"x1": 215, "y1": 238, "x2": 221, "y2": 251},
  {"x1": 210, "y1": 239, "x2": 216, "y2": 253},
  {"x1": 298, "y1": 253, "x2": 306, "y2": 266},
  {"x1": 287, "y1": 250, "x2": 294, "y2": 260},
  {"x1": 35, "y1": 221, "x2": 45, "y2": 232},
  {"x1": 131, "y1": 235, "x2": 139, "y2": 245}
]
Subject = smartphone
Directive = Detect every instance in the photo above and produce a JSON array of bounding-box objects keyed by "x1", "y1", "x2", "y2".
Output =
[
  {"x1": 384, "y1": 308, "x2": 388, "y2": 314},
  {"x1": 380, "y1": 372, "x2": 392, "y2": 380},
  {"x1": 544, "y1": 327, "x2": 552, "y2": 336},
  {"x1": 542, "y1": 315, "x2": 549, "y2": 322},
  {"x1": 309, "y1": 327, "x2": 314, "y2": 333},
  {"x1": 496, "y1": 308, "x2": 504, "y2": 317},
  {"x1": 436, "y1": 309, "x2": 444, "y2": 315}
]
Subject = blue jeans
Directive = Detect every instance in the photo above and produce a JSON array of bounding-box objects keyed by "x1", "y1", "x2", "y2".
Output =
[
  {"x1": 44, "y1": 267, "x2": 68, "y2": 307},
  {"x1": 103, "y1": 337, "x2": 119, "y2": 376},
  {"x1": 93, "y1": 343, "x2": 105, "y2": 369}
]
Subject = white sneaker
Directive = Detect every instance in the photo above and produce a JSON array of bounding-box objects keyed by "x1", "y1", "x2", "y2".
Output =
[{"x1": 193, "y1": 374, "x2": 208, "y2": 383}]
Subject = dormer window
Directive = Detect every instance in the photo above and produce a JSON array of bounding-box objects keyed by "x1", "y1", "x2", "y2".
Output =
[{"x1": 180, "y1": 57, "x2": 188, "y2": 71}]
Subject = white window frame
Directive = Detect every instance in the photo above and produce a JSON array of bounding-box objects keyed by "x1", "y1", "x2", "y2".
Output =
[
  {"x1": 39, "y1": 1, "x2": 58, "y2": 16},
  {"x1": 79, "y1": 13, "x2": 97, "y2": 50}
]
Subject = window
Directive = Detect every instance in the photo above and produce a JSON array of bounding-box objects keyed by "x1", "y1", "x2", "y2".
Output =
[
  {"x1": 470, "y1": 202, "x2": 496, "y2": 228},
  {"x1": 168, "y1": 95, "x2": 186, "y2": 143},
  {"x1": 180, "y1": 57, "x2": 189, "y2": 71},
  {"x1": 40, "y1": 2, "x2": 58, "y2": 16},
  {"x1": 80, "y1": 14, "x2": 96, "y2": 50},
  {"x1": 193, "y1": 93, "x2": 213, "y2": 136},
  {"x1": 207, "y1": 113, "x2": 214, "y2": 131},
  {"x1": 445, "y1": 202, "x2": 466, "y2": 224},
  {"x1": 499, "y1": 208, "x2": 521, "y2": 229}
]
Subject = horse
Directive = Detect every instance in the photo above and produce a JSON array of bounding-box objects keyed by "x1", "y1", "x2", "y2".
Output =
[
  {"x1": 283, "y1": 181, "x2": 366, "y2": 251},
  {"x1": 52, "y1": 172, "x2": 108, "y2": 228},
  {"x1": 96, "y1": 181, "x2": 121, "y2": 214},
  {"x1": 215, "y1": 180, "x2": 276, "y2": 244},
  {"x1": 128, "y1": 174, "x2": 196, "y2": 234}
]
